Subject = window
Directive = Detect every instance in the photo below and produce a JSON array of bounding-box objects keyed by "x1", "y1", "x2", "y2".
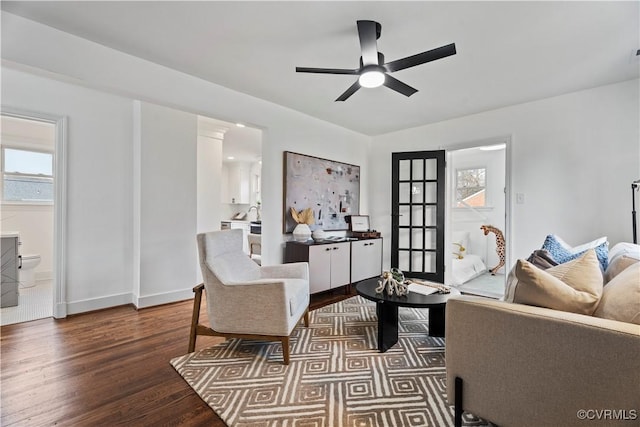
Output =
[
  {"x1": 2, "y1": 147, "x2": 54, "y2": 202},
  {"x1": 455, "y1": 167, "x2": 486, "y2": 207}
]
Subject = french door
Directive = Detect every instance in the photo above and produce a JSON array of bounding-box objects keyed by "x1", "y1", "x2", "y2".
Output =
[{"x1": 391, "y1": 150, "x2": 445, "y2": 283}]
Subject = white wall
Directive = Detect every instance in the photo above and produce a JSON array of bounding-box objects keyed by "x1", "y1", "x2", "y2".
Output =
[
  {"x1": 1, "y1": 68, "x2": 134, "y2": 313},
  {"x1": 197, "y1": 135, "x2": 223, "y2": 231},
  {"x1": 1, "y1": 13, "x2": 370, "y2": 314},
  {"x1": 370, "y1": 79, "x2": 639, "y2": 274},
  {"x1": 135, "y1": 102, "x2": 198, "y2": 307}
]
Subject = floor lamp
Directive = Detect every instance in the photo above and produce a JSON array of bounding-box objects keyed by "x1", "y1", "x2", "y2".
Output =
[{"x1": 633, "y1": 180, "x2": 640, "y2": 244}]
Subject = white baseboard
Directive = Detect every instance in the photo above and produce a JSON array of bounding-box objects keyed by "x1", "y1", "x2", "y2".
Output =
[
  {"x1": 60, "y1": 289, "x2": 193, "y2": 316},
  {"x1": 54, "y1": 302, "x2": 67, "y2": 319},
  {"x1": 134, "y1": 288, "x2": 194, "y2": 309},
  {"x1": 66, "y1": 292, "x2": 133, "y2": 315}
]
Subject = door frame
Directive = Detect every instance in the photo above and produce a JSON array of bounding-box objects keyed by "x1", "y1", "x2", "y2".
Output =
[
  {"x1": 2, "y1": 108, "x2": 68, "y2": 318},
  {"x1": 391, "y1": 150, "x2": 446, "y2": 283},
  {"x1": 443, "y1": 135, "x2": 512, "y2": 285}
]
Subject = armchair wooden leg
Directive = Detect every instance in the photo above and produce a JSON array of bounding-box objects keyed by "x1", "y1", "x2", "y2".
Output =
[
  {"x1": 188, "y1": 283, "x2": 205, "y2": 353},
  {"x1": 303, "y1": 307, "x2": 310, "y2": 327},
  {"x1": 281, "y1": 336, "x2": 290, "y2": 365}
]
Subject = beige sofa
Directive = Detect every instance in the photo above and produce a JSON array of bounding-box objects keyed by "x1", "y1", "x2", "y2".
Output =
[{"x1": 445, "y1": 245, "x2": 640, "y2": 426}]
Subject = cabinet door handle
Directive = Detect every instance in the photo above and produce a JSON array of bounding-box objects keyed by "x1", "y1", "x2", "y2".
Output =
[
  {"x1": 325, "y1": 248, "x2": 331, "y2": 251},
  {"x1": 333, "y1": 247, "x2": 339, "y2": 250}
]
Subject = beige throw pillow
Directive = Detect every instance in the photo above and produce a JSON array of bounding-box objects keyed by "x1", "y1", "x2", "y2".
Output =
[
  {"x1": 604, "y1": 255, "x2": 639, "y2": 283},
  {"x1": 512, "y1": 249, "x2": 603, "y2": 315},
  {"x1": 593, "y1": 262, "x2": 640, "y2": 324}
]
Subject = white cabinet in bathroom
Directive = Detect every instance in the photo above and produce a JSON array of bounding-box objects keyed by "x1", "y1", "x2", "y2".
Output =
[{"x1": 1, "y1": 235, "x2": 19, "y2": 307}]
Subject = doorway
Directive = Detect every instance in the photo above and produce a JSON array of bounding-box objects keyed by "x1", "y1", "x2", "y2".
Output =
[
  {"x1": 446, "y1": 138, "x2": 510, "y2": 299},
  {"x1": 1, "y1": 112, "x2": 66, "y2": 324},
  {"x1": 196, "y1": 116, "x2": 262, "y2": 260}
]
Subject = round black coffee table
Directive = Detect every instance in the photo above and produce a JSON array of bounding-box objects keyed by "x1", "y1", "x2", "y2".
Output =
[{"x1": 356, "y1": 277, "x2": 461, "y2": 352}]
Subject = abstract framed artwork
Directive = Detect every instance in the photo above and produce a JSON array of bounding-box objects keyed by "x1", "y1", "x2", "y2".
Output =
[{"x1": 283, "y1": 151, "x2": 360, "y2": 232}]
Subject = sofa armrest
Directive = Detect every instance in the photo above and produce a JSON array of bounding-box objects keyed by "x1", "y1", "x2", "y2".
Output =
[{"x1": 445, "y1": 296, "x2": 640, "y2": 427}]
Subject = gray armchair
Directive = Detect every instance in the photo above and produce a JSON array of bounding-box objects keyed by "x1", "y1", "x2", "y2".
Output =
[{"x1": 189, "y1": 229, "x2": 310, "y2": 364}]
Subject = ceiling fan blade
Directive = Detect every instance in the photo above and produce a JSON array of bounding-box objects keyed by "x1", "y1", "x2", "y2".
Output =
[
  {"x1": 296, "y1": 67, "x2": 359, "y2": 75},
  {"x1": 383, "y1": 75, "x2": 418, "y2": 97},
  {"x1": 357, "y1": 20, "x2": 380, "y2": 66},
  {"x1": 384, "y1": 43, "x2": 456, "y2": 73},
  {"x1": 335, "y1": 80, "x2": 361, "y2": 102}
]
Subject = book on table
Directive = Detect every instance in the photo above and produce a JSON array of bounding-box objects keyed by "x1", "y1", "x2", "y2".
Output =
[{"x1": 406, "y1": 283, "x2": 438, "y2": 296}]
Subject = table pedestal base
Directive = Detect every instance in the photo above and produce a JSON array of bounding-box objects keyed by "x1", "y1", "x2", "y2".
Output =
[
  {"x1": 375, "y1": 301, "x2": 446, "y2": 352},
  {"x1": 376, "y1": 302, "x2": 399, "y2": 352}
]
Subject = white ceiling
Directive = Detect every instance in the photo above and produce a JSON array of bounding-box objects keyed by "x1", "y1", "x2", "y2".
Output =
[
  {"x1": 199, "y1": 116, "x2": 263, "y2": 163},
  {"x1": 2, "y1": 1, "x2": 638, "y2": 136}
]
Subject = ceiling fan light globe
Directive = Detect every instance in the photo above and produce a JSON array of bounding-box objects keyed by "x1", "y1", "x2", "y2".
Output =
[{"x1": 359, "y1": 70, "x2": 385, "y2": 88}]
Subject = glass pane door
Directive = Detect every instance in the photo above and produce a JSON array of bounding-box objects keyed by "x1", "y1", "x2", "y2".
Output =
[{"x1": 391, "y1": 151, "x2": 445, "y2": 283}]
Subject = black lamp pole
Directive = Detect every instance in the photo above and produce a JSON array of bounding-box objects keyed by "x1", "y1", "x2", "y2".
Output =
[{"x1": 633, "y1": 180, "x2": 640, "y2": 244}]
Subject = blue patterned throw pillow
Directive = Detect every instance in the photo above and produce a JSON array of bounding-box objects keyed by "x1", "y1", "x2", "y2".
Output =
[{"x1": 542, "y1": 235, "x2": 609, "y2": 271}]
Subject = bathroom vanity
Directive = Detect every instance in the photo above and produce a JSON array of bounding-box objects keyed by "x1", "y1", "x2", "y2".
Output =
[{"x1": 1, "y1": 233, "x2": 20, "y2": 307}]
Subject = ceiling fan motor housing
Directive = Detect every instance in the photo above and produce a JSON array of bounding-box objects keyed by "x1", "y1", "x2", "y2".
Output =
[{"x1": 359, "y1": 52, "x2": 385, "y2": 68}]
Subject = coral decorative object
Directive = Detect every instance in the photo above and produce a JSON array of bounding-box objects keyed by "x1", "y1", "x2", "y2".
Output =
[{"x1": 375, "y1": 269, "x2": 409, "y2": 296}]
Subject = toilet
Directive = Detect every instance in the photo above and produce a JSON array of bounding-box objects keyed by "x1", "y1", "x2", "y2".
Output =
[{"x1": 19, "y1": 254, "x2": 41, "y2": 288}]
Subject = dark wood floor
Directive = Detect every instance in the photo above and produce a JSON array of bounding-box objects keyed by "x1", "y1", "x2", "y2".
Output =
[{"x1": 0, "y1": 286, "x2": 355, "y2": 426}]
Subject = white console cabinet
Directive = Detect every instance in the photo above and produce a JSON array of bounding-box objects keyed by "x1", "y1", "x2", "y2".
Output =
[
  {"x1": 350, "y1": 239, "x2": 383, "y2": 283},
  {"x1": 308, "y1": 242, "x2": 350, "y2": 294},
  {"x1": 285, "y1": 238, "x2": 382, "y2": 294}
]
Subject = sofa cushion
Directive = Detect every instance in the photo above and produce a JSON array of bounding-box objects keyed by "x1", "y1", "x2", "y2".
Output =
[
  {"x1": 593, "y1": 262, "x2": 640, "y2": 324},
  {"x1": 526, "y1": 249, "x2": 558, "y2": 270},
  {"x1": 604, "y1": 255, "x2": 639, "y2": 283},
  {"x1": 604, "y1": 242, "x2": 640, "y2": 283},
  {"x1": 608, "y1": 242, "x2": 640, "y2": 263},
  {"x1": 541, "y1": 234, "x2": 608, "y2": 271},
  {"x1": 509, "y1": 250, "x2": 603, "y2": 315}
]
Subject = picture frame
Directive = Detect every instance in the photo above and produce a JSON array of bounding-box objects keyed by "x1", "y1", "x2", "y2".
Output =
[
  {"x1": 283, "y1": 151, "x2": 360, "y2": 232},
  {"x1": 349, "y1": 215, "x2": 370, "y2": 232}
]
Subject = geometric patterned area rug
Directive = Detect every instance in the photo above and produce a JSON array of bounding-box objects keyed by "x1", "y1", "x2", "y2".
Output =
[{"x1": 171, "y1": 296, "x2": 488, "y2": 426}]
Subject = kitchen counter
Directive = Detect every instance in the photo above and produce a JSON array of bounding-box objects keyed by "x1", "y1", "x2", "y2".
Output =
[{"x1": 221, "y1": 220, "x2": 261, "y2": 234}]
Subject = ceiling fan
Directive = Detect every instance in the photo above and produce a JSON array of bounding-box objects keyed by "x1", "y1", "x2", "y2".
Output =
[{"x1": 296, "y1": 20, "x2": 456, "y2": 101}]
